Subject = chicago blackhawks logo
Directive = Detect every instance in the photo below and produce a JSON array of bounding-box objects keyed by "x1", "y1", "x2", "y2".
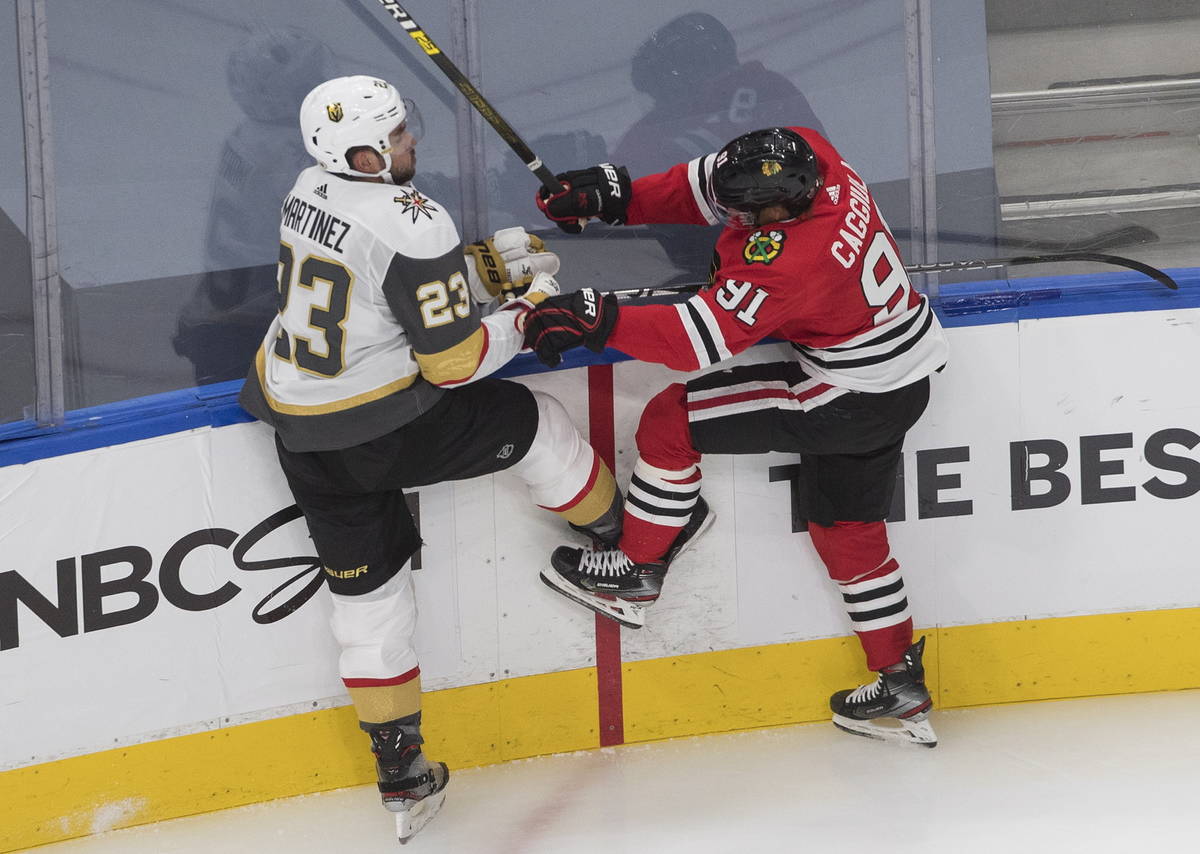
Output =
[
  {"x1": 393, "y1": 189, "x2": 439, "y2": 223},
  {"x1": 326, "y1": 102, "x2": 344, "y2": 122},
  {"x1": 761, "y1": 160, "x2": 783, "y2": 177},
  {"x1": 744, "y1": 229, "x2": 786, "y2": 265}
]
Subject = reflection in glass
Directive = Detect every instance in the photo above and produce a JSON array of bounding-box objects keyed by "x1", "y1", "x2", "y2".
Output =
[
  {"x1": 614, "y1": 12, "x2": 828, "y2": 282},
  {"x1": 174, "y1": 27, "x2": 336, "y2": 387},
  {"x1": 0, "y1": 13, "x2": 35, "y2": 425}
]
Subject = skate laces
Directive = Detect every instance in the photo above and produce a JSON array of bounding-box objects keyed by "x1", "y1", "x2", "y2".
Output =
[
  {"x1": 846, "y1": 674, "x2": 885, "y2": 704},
  {"x1": 579, "y1": 546, "x2": 634, "y2": 578}
]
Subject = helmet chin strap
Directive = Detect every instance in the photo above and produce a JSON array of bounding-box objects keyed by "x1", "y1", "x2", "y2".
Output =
[
  {"x1": 340, "y1": 148, "x2": 396, "y2": 182},
  {"x1": 378, "y1": 149, "x2": 396, "y2": 184}
]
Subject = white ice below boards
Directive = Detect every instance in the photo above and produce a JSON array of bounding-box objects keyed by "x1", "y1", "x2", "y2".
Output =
[{"x1": 37, "y1": 689, "x2": 1200, "y2": 854}]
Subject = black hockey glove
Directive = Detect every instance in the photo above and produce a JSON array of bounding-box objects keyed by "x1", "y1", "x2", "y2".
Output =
[
  {"x1": 522, "y1": 288, "x2": 619, "y2": 367},
  {"x1": 535, "y1": 164, "x2": 632, "y2": 234}
]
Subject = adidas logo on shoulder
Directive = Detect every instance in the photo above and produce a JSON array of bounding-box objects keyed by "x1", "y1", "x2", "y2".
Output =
[
  {"x1": 314, "y1": 183, "x2": 328, "y2": 199},
  {"x1": 825, "y1": 184, "x2": 841, "y2": 205}
]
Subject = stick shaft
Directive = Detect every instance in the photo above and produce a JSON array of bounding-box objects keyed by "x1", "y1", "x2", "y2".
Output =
[
  {"x1": 906, "y1": 252, "x2": 1178, "y2": 290},
  {"x1": 374, "y1": 0, "x2": 560, "y2": 193},
  {"x1": 608, "y1": 251, "x2": 1179, "y2": 299}
]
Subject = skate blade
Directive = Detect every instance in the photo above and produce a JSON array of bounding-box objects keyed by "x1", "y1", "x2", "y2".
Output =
[
  {"x1": 539, "y1": 569, "x2": 645, "y2": 628},
  {"x1": 395, "y1": 788, "x2": 446, "y2": 845},
  {"x1": 831, "y1": 713, "x2": 938, "y2": 748}
]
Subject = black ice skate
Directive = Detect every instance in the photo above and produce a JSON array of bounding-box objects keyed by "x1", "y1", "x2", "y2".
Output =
[
  {"x1": 829, "y1": 636, "x2": 937, "y2": 748},
  {"x1": 541, "y1": 497, "x2": 713, "y2": 628},
  {"x1": 364, "y1": 718, "x2": 451, "y2": 844},
  {"x1": 569, "y1": 490, "x2": 625, "y2": 549}
]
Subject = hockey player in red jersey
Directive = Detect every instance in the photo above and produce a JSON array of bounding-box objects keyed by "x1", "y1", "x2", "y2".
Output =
[{"x1": 526, "y1": 127, "x2": 947, "y2": 747}]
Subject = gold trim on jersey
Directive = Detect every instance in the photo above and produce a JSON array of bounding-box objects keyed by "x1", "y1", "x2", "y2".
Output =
[
  {"x1": 254, "y1": 348, "x2": 419, "y2": 415},
  {"x1": 413, "y1": 326, "x2": 485, "y2": 385}
]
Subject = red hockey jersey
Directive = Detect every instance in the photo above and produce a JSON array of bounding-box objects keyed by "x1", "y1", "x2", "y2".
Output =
[{"x1": 609, "y1": 128, "x2": 948, "y2": 392}]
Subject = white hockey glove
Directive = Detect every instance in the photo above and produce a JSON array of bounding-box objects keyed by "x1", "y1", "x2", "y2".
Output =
[
  {"x1": 464, "y1": 226, "x2": 560, "y2": 304},
  {"x1": 496, "y1": 271, "x2": 562, "y2": 337}
]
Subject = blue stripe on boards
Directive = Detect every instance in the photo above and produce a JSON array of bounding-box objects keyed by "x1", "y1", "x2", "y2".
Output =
[{"x1": 3, "y1": 267, "x2": 1197, "y2": 467}]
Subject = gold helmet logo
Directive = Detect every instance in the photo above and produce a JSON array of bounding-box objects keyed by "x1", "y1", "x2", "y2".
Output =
[
  {"x1": 761, "y1": 161, "x2": 783, "y2": 177},
  {"x1": 326, "y1": 102, "x2": 344, "y2": 122}
]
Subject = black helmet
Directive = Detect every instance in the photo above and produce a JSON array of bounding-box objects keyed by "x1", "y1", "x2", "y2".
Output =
[
  {"x1": 631, "y1": 13, "x2": 737, "y2": 101},
  {"x1": 712, "y1": 128, "x2": 821, "y2": 226}
]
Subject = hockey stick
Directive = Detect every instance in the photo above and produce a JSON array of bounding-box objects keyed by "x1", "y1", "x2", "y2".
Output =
[
  {"x1": 607, "y1": 250, "x2": 1179, "y2": 300},
  {"x1": 892, "y1": 223, "x2": 1158, "y2": 254},
  {"x1": 532, "y1": 222, "x2": 1160, "y2": 256},
  {"x1": 1000, "y1": 224, "x2": 1158, "y2": 253},
  {"x1": 907, "y1": 251, "x2": 1178, "y2": 290},
  {"x1": 372, "y1": 0, "x2": 561, "y2": 196}
]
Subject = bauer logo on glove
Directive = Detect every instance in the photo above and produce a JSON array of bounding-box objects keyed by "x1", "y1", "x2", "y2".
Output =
[
  {"x1": 522, "y1": 288, "x2": 619, "y2": 367},
  {"x1": 535, "y1": 164, "x2": 632, "y2": 234},
  {"x1": 464, "y1": 226, "x2": 560, "y2": 303}
]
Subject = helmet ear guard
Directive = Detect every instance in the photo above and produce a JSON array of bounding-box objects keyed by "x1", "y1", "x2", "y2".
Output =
[
  {"x1": 711, "y1": 128, "x2": 821, "y2": 226},
  {"x1": 299, "y1": 75, "x2": 422, "y2": 181}
]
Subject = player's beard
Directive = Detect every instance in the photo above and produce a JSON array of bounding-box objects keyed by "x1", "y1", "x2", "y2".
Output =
[{"x1": 392, "y1": 152, "x2": 416, "y2": 185}]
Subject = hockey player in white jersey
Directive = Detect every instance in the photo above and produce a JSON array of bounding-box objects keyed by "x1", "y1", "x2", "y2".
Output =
[{"x1": 239, "y1": 76, "x2": 624, "y2": 844}]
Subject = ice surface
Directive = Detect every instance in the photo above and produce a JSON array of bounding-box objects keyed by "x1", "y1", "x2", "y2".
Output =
[{"x1": 37, "y1": 690, "x2": 1200, "y2": 854}]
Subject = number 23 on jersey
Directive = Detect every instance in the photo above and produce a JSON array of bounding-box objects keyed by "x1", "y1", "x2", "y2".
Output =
[{"x1": 273, "y1": 242, "x2": 353, "y2": 378}]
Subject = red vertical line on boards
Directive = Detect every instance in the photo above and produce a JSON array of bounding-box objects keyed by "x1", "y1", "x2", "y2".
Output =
[{"x1": 588, "y1": 363, "x2": 624, "y2": 746}]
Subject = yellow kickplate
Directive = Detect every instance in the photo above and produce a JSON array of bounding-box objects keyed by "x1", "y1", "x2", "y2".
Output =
[{"x1": 5, "y1": 607, "x2": 1199, "y2": 852}]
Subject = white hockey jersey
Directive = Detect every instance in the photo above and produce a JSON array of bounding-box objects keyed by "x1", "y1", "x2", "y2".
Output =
[{"x1": 240, "y1": 167, "x2": 519, "y2": 452}]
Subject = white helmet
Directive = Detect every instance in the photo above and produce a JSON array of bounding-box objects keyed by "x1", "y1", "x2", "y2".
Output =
[{"x1": 299, "y1": 75, "x2": 423, "y2": 180}]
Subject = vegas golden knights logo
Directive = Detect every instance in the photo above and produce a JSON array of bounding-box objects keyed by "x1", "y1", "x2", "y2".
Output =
[
  {"x1": 761, "y1": 161, "x2": 783, "y2": 177},
  {"x1": 393, "y1": 188, "x2": 439, "y2": 223},
  {"x1": 326, "y1": 102, "x2": 344, "y2": 122}
]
